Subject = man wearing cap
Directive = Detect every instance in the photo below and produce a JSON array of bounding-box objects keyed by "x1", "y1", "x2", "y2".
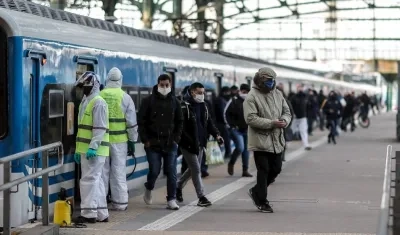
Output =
[{"x1": 243, "y1": 67, "x2": 292, "y2": 213}]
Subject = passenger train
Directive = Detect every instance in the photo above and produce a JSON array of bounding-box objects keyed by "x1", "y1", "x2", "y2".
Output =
[{"x1": 0, "y1": 0, "x2": 381, "y2": 227}]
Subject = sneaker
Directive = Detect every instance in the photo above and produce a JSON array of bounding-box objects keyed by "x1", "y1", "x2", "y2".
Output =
[
  {"x1": 305, "y1": 146, "x2": 312, "y2": 151},
  {"x1": 228, "y1": 164, "x2": 234, "y2": 176},
  {"x1": 258, "y1": 203, "x2": 273, "y2": 213},
  {"x1": 167, "y1": 200, "x2": 180, "y2": 210},
  {"x1": 143, "y1": 189, "x2": 152, "y2": 205},
  {"x1": 176, "y1": 188, "x2": 183, "y2": 203},
  {"x1": 201, "y1": 172, "x2": 209, "y2": 178},
  {"x1": 197, "y1": 196, "x2": 212, "y2": 207},
  {"x1": 74, "y1": 216, "x2": 96, "y2": 224},
  {"x1": 242, "y1": 171, "x2": 253, "y2": 177},
  {"x1": 247, "y1": 188, "x2": 260, "y2": 207}
]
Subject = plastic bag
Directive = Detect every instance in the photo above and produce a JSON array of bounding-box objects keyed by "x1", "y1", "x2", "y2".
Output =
[{"x1": 205, "y1": 140, "x2": 224, "y2": 165}]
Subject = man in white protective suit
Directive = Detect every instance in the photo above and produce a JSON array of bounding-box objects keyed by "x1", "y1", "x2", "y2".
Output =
[
  {"x1": 74, "y1": 71, "x2": 110, "y2": 223},
  {"x1": 100, "y1": 67, "x2": 138, "y2": 211}
]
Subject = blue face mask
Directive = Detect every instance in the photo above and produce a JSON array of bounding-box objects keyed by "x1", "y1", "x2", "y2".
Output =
[{"x1": 264, "y1": 80, "x2": 275, "y2": 89}]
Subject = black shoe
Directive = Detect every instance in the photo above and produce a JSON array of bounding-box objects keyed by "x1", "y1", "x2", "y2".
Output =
[
  {"x1": 201, "y1": 172, "x2": 209, "y2": 178},
  {"x1": 197, "y1": 196, "x2": 212, "y2": 207},
  {"x1": 176, "y1": 188, "x2": 183, "y2": 203},
  {"x1": 97, "y1": 217, "x2": 109, "y2": 223},
  {"x1": 247, "y1": 188, "x2": 260, "y2": 207},
  {"x1": 258, "y1": 203, "x2": 274, "y2": 213},
  {"x1": 228, "y1": 164, "x2": 234, "y2": 176},
  {"x1": 332, "y1": 136, "x2": 336, "y2": 145},
  {"x1": 74, "y1": 216, "x2": 96, "y2": 224},
  {"x1": 242, "y1": 171, "x2": 253, "y2": 177},
  {"x1": 305, "y1": 146, "x2": 312, "y2": 151},
  {"x1": 328, "y1": 135, "x2": 331, "y2": 144}
]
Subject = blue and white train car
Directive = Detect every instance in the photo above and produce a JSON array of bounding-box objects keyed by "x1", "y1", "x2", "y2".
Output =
[{"x1": 0, "y1": 0, "x2": 381, "y2": 228}]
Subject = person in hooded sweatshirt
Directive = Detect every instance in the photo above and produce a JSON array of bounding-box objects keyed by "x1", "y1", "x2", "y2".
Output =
[
  {"x1": 176, "y1": 82, "x2": 223, "y2": 207},
  {"x1": 244, "y1": 67, "x2": 292, "y2": 213},
  {"x1": 100, "y1": 67, "x2": 138, "y2": 211},
  {"x1": 73, "y1": 71, "x2": 109, "y2": 223},
  {"x1": 138, "y1": 74, "x2": 183, "y2": 210},
  {"x1": 323, "y1": 91, "x2": 342, "y2": 144}
]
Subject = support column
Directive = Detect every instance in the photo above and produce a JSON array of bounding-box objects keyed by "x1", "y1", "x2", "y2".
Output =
[
  {"x1": 50, "y1": 0, "x2": 67, "y2": 10},
  {"x1": 142, "y1": 0, "x2": 154, "y2": 29},
  {"x1": 215, "y1": 0, "x2": 224, "y2": 51}
]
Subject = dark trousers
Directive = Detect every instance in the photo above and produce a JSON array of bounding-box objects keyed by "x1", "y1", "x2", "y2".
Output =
[
  {"x1": 144, "y1": 145, "x2": 178, "y2": 201},
  {"x1": 251, "y1": 151, "x2": 282, "y2": 205}
]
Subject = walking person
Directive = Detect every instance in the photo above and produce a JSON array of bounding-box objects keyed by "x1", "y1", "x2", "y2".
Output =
[
  {"x1": 276, "y1": 83, "x2": 294, "y2": 162},
  {"x1": 138, "y1": 74, "x2": 183, "y2": 210},
  {"x1": 291, "y1": 84, "x2": 312, "y2": 150},
  {"x1": 224, "y1": 83, "x2": 252, "y2": 177},
  {"x1": 244, "y1": 67, "x2": 292, "y2": 213},
  {"x1": 176, "y1": 82, "x2": 223, "y2": 207},
  {"x1": 323, "y1": 91, "x2": 342, "y2": 144},
  {"x1": 100, "y1": 67, "x2": 138, "y2": 211}
]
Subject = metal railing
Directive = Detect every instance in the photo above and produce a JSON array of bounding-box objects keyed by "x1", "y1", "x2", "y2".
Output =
[
  {"x1": 376, "y1": 145, "x2": 393, "y2": 235},
  {"x1": 0, "y1": 142, "x2": 64, "y2": 235}
]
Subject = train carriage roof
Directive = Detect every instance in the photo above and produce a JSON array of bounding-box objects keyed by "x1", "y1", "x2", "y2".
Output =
[{"x1": 0, "y1": 7, "x2": 380, "y2": 92}]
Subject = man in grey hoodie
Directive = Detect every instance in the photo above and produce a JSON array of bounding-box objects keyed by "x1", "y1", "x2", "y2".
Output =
[{"x1": 243, "y1": 67, "x2": 292, "y2": 213}]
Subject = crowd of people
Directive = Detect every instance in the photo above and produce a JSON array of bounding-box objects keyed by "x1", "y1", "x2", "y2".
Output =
[{"x1": 71, "y1": 66, "x2": 382, "y2": 224}]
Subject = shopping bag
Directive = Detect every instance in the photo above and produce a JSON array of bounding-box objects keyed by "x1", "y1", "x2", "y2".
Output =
[{"x1": 205, "y1": 140, "x2": 224, "y2": 165}]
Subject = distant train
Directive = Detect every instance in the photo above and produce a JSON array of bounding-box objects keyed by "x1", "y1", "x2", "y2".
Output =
[{"x1": 0, "y1": 0, "x2": 381, "y2": 228}]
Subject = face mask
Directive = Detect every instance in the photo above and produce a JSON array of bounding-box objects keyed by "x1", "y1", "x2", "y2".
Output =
[
  {"x1": 239, "y1": 93, "x2": 247, "y2": 99},
  {"x1": 194, "y1": 94, "x2": 204, "y2": 103},
  {"x1": 83, "y1": 86, "x2": 93, "y2": 96},
  {"x1": 264, "y1": 80, "x2": 275, "y2": 89},
  {"x1": 158, "y1": 87, "x2": 171, "y2": 96}
]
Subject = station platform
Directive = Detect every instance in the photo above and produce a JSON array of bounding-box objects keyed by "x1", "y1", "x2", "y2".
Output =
[{"x1": 59, "y1": 113, "x2": 395, "y2": 235}]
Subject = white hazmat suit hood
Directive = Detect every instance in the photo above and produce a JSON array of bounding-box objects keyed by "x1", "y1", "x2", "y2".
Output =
[
  {"x1": 105, "y1": 67, "x2": 123, "y2": 88},
  {"x1": 101, "y1": 67, "x2": 138, "y2": 211}
]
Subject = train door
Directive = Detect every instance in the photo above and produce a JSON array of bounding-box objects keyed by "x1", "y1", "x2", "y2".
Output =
[
  {"x1": 73, "y1": 57, "x2": 97, "y2": 202},
  {"x1": 26, "y1": 50, "x2": 47, "y2": 220},
  {"x1": 214, "y1": 72, "x2": 223, "y2": 95}
]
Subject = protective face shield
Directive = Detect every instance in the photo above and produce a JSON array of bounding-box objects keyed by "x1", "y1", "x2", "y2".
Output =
[{"x1": 74, "y1": 71, "x2": 99, "y2": 97}]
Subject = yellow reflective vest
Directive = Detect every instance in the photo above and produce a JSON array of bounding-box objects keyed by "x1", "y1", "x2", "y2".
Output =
[
  {"x1": 100, "y1": 88, "x2": 128, "y2": 143},
  {"x1": 75, "y1": 96, "x2": 110, "y2": 156}
]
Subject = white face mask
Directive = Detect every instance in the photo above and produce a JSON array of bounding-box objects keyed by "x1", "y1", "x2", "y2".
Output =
[
  {"x1": 158, "y1": 87, "x2": 171, "y2": 96},
  {"x1": 194, "y1": 94, "x2": 205, "y2": 103},
  {"x1": 239, "y1": 93, "x2": 247, "y2": 99}
]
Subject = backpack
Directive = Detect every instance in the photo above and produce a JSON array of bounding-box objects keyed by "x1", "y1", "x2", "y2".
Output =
[{"x1": 181, "y1": 101, "x2": 209, "y2": 121}]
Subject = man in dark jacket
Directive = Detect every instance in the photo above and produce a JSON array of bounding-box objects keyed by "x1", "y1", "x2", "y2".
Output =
[
  {"x1": 323, "y1": 91, "x2": 342, "y2": 144},
  {"x1": 176, "y1": 82, "x2": 223, "y2": 207},
  {"x1": 224, "y1": 84, "x2": 252, "y2": 177},
  {"x1": 291, "y1": 84, "x2": 312, "y2": 150},
  {"x1": 214, "y1": 86, "x2": 232, "y2": 159},
  {"x1": 138, "y1": 74, "x2": 183, "y2": 210}
]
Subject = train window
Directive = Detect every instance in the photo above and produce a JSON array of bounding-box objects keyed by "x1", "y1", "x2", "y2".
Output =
[
  {"x1": 129, "y1": 90, "x2": 139, "y2": 108},
  {"x1": 206, "y1": 91, "x2": 213, "y2": 101},
  {"x1": 139, "y1": 90, "x2": 150, "y2": 107},
  {"x1": 0, "y1": 28, "x2": 7, "y2": 139},
  {"x1": 76, "y1": 63, "x2": 94, "y2": 80},
  {"x1": 49, "y1": 90, "x2": 65, "y2": 118}
]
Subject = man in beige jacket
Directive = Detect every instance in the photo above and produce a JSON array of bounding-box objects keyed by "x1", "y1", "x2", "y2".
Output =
[{"x1": 243, "y1": 67, "x2": 292, "y2": 213}]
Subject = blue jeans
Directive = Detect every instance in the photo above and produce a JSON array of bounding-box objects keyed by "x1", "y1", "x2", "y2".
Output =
[
  {"x1": 229, "y1": 129, "x2": 249, "y2": 171},
  {"x1": 144, "y1": 144, "x2": 178, "y2": 201},
  {"x1": 328, "y1": 119, "x2": 338, "y2": 137}
]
